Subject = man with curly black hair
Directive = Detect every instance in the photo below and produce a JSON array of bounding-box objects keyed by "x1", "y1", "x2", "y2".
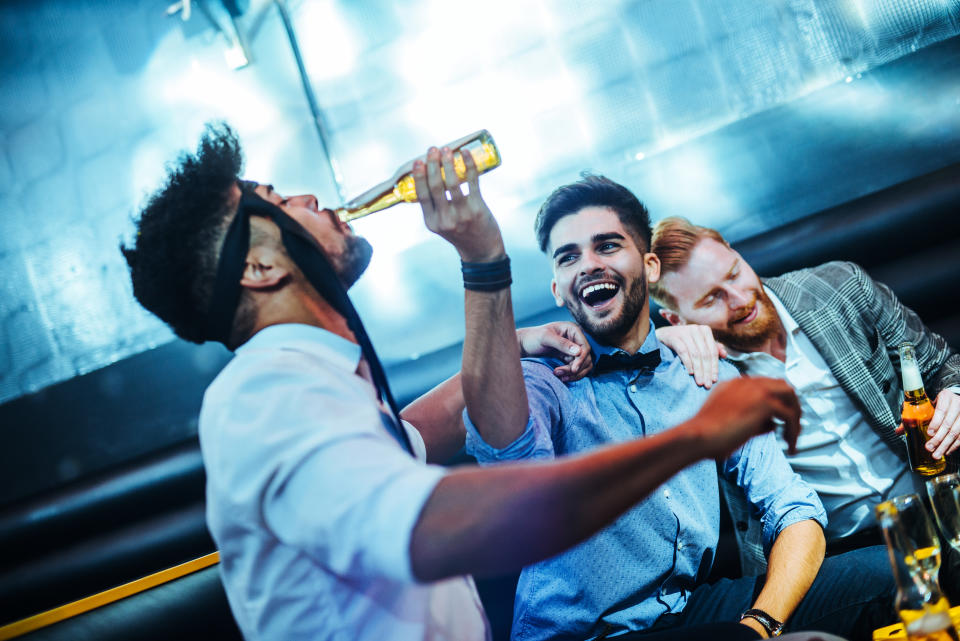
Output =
[{"x1": 122, "y1": 124, "x2": 813, "y2": 641}]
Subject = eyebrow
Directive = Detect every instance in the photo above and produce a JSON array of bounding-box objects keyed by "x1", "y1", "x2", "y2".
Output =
[{"x1": 552, "y1": 232, "x2": 626, "y2": 259}]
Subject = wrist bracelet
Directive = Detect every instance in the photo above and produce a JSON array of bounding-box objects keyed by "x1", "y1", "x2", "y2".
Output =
[
  {"x1": 740, "y1": 609, "x2": 784, "y2": 637},
  {"x1": 462, "y1": 256, "x2": 512, "y2": 292}
]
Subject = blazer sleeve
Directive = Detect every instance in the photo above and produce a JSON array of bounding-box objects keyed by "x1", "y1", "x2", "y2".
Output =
[{"x1": 852, "y1": 262, "x2": 960, "y2": 395}]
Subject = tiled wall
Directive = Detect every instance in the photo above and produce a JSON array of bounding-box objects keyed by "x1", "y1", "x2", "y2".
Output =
[{"x1": 1, "y1": 0, "x2": 958, "y2": 406}]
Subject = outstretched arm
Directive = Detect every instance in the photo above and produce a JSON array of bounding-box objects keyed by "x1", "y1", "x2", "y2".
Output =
[{"x1": 411, "y1": 376, "x2": 802, "y2": 580}]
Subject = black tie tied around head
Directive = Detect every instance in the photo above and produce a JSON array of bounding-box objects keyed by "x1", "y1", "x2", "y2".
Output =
[{"x1": 206, "y1": 188, "x2": 413, "y2": 455}]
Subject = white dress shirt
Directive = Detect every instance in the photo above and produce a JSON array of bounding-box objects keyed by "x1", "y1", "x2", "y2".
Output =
[
  {"x1": 726, "y1": 288, "x2": 922, "y2": 541},
  {"x1": 199, "y1": 323, "x2": 490, "y2": 641}
]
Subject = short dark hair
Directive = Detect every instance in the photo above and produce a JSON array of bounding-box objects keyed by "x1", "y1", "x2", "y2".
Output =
[
  {"x1": 534, "y1": 174, "x2": 652, "y2": 253},
  {"x1": 121, "y1": 122, "x2": 248, "y2": 345}
]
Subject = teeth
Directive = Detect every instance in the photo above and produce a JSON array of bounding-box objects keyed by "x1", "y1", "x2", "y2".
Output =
[{"x1": 580, "y1": 283, "x2": 617, "y2": 298}]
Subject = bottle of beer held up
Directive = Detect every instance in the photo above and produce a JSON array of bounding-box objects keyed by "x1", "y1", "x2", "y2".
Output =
[
  {"x1": 334, "y1": 130, "x2": 501, "y2": 223},
  {"x1": 900, "y1": 342, "x2": 946, "y2": 477}
]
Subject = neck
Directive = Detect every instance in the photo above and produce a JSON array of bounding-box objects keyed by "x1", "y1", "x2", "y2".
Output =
[
  {"x1": 607, "y1": 305, "x2": 652, "y2": 354},
  {"x1": 754, "y1": 317, "x2": 787, "y2": 362},
  {"x1": 248, "y1": 286, "x2": 357, "y2": 345}
]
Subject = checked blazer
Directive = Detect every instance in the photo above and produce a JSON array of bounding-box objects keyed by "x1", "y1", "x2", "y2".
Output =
[
  {"x1": 723, "y1": 261, "x2": 960, "y2": 575},
  {"x1": 764, "y1": 261, "x2": 960, "y2": 456}
]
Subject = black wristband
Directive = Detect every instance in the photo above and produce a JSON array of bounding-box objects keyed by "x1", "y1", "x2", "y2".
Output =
[
  {"x1": 461, "y1": 256, "x2": 512, "y2": 292},
  {"x1": 740, "y1": 608, "x2": 784, "y2": 637}
]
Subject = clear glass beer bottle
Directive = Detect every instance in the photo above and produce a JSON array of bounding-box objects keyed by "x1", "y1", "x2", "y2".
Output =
[
  {"x1": 877, "y1": 497, "x2": 959, "y2": 641},
  {"x1": 900, "y1": 342, "x2": 946, "y2": 477},
  {"x1": 334, "y1": 130, "x2": 501, "y2": 223}
]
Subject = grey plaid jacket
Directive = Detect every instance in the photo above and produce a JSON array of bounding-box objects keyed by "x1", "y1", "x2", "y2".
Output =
[{"x1": 722, "y1": 261, "x2": 960, "y2": 575}]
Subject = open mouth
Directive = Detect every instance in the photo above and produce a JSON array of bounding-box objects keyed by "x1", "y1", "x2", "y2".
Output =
[{"x1": 579, "y1": 281, "x2": 620, "y2": 308}]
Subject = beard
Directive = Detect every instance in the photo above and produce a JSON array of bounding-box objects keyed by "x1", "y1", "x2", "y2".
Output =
[
  {"x1": 336, "y1": 235, "x2": 373, "y2": 288},
  {"x1": 712, "y1": 288, "x2": 780, "y2": 351},
  {"x1": 567, "y1": 271, "x2": 647, "y2": 345}
]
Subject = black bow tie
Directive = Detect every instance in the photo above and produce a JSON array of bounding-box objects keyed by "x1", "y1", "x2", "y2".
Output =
[{"x1": 594, "y1": 350, "x2": 661, "y2": 375}]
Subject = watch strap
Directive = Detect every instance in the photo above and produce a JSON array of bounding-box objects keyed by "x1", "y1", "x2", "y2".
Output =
[{"x1": 740, "y1": 608, "x2": 784, "y2": 637}]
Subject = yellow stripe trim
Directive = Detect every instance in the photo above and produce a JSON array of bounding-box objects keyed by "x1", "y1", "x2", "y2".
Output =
[{"x1": 0, "y1": 551, "x2": 220, "y2": 641}]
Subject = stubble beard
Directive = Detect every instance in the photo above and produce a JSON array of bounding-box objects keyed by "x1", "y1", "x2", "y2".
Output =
[
  {"x1": 711, "y1": 288, "x2": 780, "y2": 351},
  {"x1": 568, "y1": 272, "x2": 648, "y2": 346},
  {"x1": 337, "y1": 235, "x2": 374, "y2": 288}
]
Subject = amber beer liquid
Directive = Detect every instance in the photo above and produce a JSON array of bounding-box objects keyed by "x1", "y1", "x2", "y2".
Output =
[
  {"x1": 900, "y1": 342, "x2": 946, "y2": 476},
  {"x1": 334, "y1": 130, "x2": 501, "y2": 223}
]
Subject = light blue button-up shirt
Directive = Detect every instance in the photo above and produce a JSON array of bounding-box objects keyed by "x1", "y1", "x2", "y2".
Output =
[
  {"x1": 464, "y1": 322, "x2": 826, "y2": 641},
  {"x1": 201, "y1": 324, "x2": 490, "y2": 641}
]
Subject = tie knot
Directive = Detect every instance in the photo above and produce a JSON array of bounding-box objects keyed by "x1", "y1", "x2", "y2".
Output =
[{"x1": 594, "y1": 349, "x2": 661, "y2": 375}]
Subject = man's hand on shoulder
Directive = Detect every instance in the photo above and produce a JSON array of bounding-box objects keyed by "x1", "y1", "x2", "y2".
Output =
[
  {"x1": 518, "y1": 321, "x2": 593, "y2": 383},
  {"x1": 687, "y1": 377, "x2": 801, "y2": 460},
  {"x1": 656, "y1": 324, "x2": 728, "y2": 389},
  {"x1": 925, "y1": 389, "x2": 960, "y2": 459}
]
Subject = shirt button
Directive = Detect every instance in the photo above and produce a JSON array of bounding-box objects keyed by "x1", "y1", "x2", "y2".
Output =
[
  {"x1": 663, "y1": 489, "x2": 671, "y2": 499},
  {"x1": 628, "y1": 384, "x2": 637, "y2": 393},
  {"x1": 677, "y1": 541, "x2": 684, "y2": 550}
]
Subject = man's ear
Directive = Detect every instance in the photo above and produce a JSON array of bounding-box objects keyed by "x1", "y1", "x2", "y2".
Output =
[
  {"x1": 550, "y1": 279, "x2": 565, "y2": 308},
  {"x1": 644, "y1": 252, "x2": 661, "y2": 283},
  {"x1": 240, "y1": 246, "x2": 290, "y2": 290},
  {"x1": 659, "y1": 308, "x2": 684, "y2": 326}
]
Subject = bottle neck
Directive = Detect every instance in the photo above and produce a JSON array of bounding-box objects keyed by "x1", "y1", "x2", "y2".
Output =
[{"x1": 905, "y1": 387, "x2": 930, "y2": 403}]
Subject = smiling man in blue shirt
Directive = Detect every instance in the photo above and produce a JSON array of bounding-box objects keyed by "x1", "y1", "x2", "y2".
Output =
[{"x1": 462, "y1": 175, "x2": 895, "y2": 641}]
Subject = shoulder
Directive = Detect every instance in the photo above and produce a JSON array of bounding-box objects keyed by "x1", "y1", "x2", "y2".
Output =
[
  {"x1": 718, "y1": 359, "x2": 741, "y2": 381},
  {"x1": 201, "y1": 345, "x2": 375, "y2": 453},
  {"x1": 765, "y1": 261, "x2": 871, "y2": 309},
  {"x1": 765, "y1": 261, "x2": 861, "y2": 289}
]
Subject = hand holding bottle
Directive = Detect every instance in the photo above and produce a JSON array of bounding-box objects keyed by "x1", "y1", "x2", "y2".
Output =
[
  {"x1": 414, "y1": 146, "x2": 506, "y2": 263},
  {"x1": 923, "y1": 389, "x2": 960, "y2": 459}
]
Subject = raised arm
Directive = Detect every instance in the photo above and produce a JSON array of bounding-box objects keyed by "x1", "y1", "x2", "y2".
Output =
[{"x1": 413, "y1": 145, "x2": 527, "y2": 449}]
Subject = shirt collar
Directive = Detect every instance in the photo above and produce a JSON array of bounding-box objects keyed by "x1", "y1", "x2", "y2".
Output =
[
  {"x1": 587, "y1": 319, "x2": 665, "y2": 359},
  {"x1": 724, "y1": 285, "x2": 796, "y2": 362},
  {"x1": 237, "y1": 323, "x2": 362, "y2": 373}
]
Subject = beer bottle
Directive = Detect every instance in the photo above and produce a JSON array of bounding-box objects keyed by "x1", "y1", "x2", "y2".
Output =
[
  {"x1": 335, "y1": 130, "x2": 501, "y2": 222},
  {"x1": 900, "y1": 342, "x2": 946, "y2": 476},
  {"x1": 877, "y1": 497, "x2": 959, "y2": 641}
]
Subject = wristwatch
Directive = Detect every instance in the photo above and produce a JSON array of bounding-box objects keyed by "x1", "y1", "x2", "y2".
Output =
[{"x1": 740, "y1": 608, "x2": 784, "y2": 637}]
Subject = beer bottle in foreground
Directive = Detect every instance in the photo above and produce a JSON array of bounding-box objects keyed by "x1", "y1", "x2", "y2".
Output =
[
  {"x1": 900, "y1": 342, "x2": 946, "y2": 477},
  {"x1": 335, "y1": 130, "x2": 501, "y2": 222},
  {"x1": 876, "y1": 498, "x2": 959, "y2": 641}
]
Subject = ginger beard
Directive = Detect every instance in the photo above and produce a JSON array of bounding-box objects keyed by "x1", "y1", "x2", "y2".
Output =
[
  {"x1": 566, "y1": 268, "x2": 648, "y2": 346},
  {"x1": 711, "y1": 287, "x2": 780, "y2": 351}
]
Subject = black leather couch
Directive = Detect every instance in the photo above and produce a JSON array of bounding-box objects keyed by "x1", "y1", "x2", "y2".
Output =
[{"x1": 2, "y1": 162, "x2": 958, "y2": 640}]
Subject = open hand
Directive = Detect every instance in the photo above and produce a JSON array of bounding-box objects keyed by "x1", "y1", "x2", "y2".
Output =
[{"x1": 656, "y1": 324, "x2": 727, "y2": 389}]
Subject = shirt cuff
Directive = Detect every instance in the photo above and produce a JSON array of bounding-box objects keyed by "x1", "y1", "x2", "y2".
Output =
[
  {"x1": 760, "y1": 497, "x2": 828, "y2": 554},
  {"x1": 463, "y1": 410, "x2": 553, "y2": 463}
]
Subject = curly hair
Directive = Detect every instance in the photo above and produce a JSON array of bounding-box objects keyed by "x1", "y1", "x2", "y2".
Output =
[
  {"x1": 121, "y1": 123, "x2": 250, "y2": 345},
  {"x1": 534, "y1": 173, "x2": 652, "y2": 254}
]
